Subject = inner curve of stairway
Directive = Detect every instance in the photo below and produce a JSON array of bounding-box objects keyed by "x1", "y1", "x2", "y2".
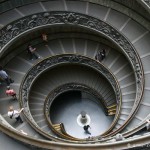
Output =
[{"x1": 0, "y1": 0, "x2": 150, "y2": 149}]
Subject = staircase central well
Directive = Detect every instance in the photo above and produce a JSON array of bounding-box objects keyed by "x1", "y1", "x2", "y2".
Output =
[{"x1": 50, "y1": 90, "x2": 114, "y2": 139}]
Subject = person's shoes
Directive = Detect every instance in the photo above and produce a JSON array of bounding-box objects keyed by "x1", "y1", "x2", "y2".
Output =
[
  {"x1": 20, "y1": 121, "x2": 23, "y2": 123},
  {"x1": 38, "y1": 56, "x2": 40, "y2": 59}
]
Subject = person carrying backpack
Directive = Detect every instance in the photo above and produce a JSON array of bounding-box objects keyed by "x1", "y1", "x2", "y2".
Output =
[{"x1": 8, "y1": 106, "x2": 24, "y2": 123}]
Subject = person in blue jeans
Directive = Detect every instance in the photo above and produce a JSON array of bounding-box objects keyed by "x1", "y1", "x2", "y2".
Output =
[{"x1": 0, "y1": 66, "x2": 14, "y2": 85}]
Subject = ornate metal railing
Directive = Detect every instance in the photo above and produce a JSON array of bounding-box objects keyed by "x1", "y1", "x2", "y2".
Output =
[
  {"x1": 0, "y1": 0, "x2": 149, "y2": 30},
  {"x1": 1, "y1": 119, "x2": 150, "y2": 150},
  {"x1": 0, "y1": 11, "x2": 144, "y2": 136},
  {"x1": 44, "y1": 82, "x2": 109, "y2": 114},
  {"x1": 44, "y1": 82, "x2": 114, "y2": 140},
  {"x1": 19, "y1": 54, "x2": 121, "y2": 142},
  {"x1": 1, "y1": 6, "x2": 149, "y2": 148}
]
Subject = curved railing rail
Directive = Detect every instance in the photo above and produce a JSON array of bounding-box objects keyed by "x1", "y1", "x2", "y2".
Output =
[
  {"x1": 123, "y1": 122, "x2": 148, "y2": 138},
  {"x1": 0, "y1": 0, "x2": 149, "y2": 30},
  {"x1": 137, "y1": 0, "x2": 150, "y2": 13},
  {"x1": 19, "y1": 54, "x2": 121, "y2": 142},
  {"x1": 0, "y1": 11, "x2": 144, "y2": 136},
  {"x1": 52, "y1": 123, "x2": 81, "y2": 141},
  {"x1": 0, "y1": 114, "x2": 16, "y2": 130},
  {"x1": 45, "y1": 82, "x2": 114, "y2": 117},
  {"x1": 0, "y1": 3, "x2": 148, "y2": 149},
  {"x1": 44, "y1": 82, "x2": 115, "y2": 140},
  {"x1": 1, "y1": 120, "x2": 150, "y2": 150}
]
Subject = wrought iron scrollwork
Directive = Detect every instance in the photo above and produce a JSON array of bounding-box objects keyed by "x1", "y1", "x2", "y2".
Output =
[
  {"x1": 0, "y1": 11, "x2": 144, "y2": 134},
  {"x1": 19, "y1": 54, "x2": 121, "y2": 139},
  {"x1": 44, "y1": 82, "x2": 109, "y2": 140},
  {"x1": 0, "y1": 11, "x2": 143, "y2": 94},
  {"x1": 44, "y1": 83, "x2": 105, "y2": 113}
]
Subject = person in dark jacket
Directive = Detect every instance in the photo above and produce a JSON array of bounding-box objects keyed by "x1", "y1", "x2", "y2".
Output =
[
  {"x1": 0, "y1": 66, "x2": 14, "y2": 85},
  {"x1": 27, "y1": 44, "x2": 40, "y2": 60},
  {"x1": 95, "y1": 49, "x2": 106, "y2": 62},
  {"x1": 100, "y1": 49, "x2": 106, "y2": 61},
  {"x1": 83, "y1": 125, "x2": 91, "y2": 135}
]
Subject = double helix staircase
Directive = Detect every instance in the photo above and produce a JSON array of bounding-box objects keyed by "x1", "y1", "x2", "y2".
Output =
[{"x1": 0, "y1": 0, "x2": 150, "y2": 149}]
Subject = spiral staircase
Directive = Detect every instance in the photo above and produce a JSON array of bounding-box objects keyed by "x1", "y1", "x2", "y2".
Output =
[{"x1": 0, "y1": 0, "x2": 150, "y2": 149}]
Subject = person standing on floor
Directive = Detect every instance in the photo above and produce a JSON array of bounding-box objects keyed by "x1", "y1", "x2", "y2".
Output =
[
  {"x1": 0, "y1": 66, "x2": 14, "y2": 86},
  {"x1": 27, "y1": 44, "x2": 40, "y2": 60},
  {"x1": 83, "y1": 125, "x2": 91, "y2": 135},
  {"x1": 8, "y1": 106, "x2": 24, "y2": 123},
  {"x1": 6, "y1": 86, "x2": 17, "y2": 100}
]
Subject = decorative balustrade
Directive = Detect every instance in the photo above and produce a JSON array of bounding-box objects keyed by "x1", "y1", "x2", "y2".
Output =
[
  {"x1": 0, "y1": 6, "x2": 148, "y2": 150},
  {"x1": 0, "y1": 13, "x2": 144, "y2": 135},
  {"x1": 0, "y1": 11, "x2": 144, "y2": 126},
  {"x1": 19, "y1": 54, "x2": 121, "y2": 141},
  {"x1": 44, "y1": 82, "x2": 116, "y2": 140}
]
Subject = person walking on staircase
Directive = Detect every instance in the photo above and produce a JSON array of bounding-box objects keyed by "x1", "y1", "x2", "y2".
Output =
[
  {"x1": 6, "y1": 86, "x2": 17, "y2": 100},
  {"x1": 42, "y1": 33, "x2": 48, "y2": 46},
  {"x1": 27, "y1": 44, "x2": 40, "y2": 60},
  {"x1": 8, "y1": 106, "x2": 24, "y2": 123},
  {"x1": 95, "y1": 49, "x2": 106, "y2": 62},
  {"x1": 0, "y1": 66, "x2": 14, "y2": 86},
  {"x1": 95, "y1": 50, "x2": 101, "y2": 62},
  {"x1": 100, "y1": 49, "x2": 106, "y2": 61}
]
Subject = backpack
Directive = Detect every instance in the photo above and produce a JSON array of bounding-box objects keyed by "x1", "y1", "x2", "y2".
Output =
[{"x1": 10, "y1": 111, "x2": 14, "y2": 119}]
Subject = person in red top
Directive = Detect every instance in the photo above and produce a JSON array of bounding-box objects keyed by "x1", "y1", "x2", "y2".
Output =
[{"x1": 6, "y1": 86, "x2": 17, "y2": 100}]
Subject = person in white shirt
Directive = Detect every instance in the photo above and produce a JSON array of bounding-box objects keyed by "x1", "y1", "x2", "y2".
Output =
[{"x1": 8, "y1": 106, "x2": 24, "y2": 123}]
